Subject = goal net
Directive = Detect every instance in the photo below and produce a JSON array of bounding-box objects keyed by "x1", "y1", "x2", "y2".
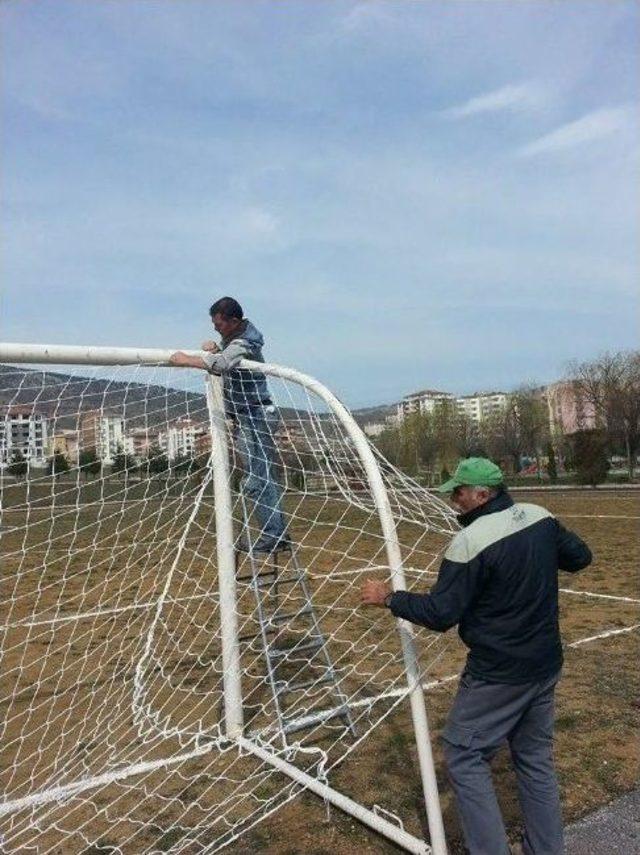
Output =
[{"x1": 0, "y1": 349, "x2": 457, "y2": 854}]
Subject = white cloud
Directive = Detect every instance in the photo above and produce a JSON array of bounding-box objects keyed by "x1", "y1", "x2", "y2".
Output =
[
  {"x1": 339, "y1": 2, "x2": 395, "y2": 33},
  {"x1": 443, "y1": 82, "x2": 546, "y2": 118},
  {"x1": 517, "y1": 106, "x2": 636, "y2": 157}
]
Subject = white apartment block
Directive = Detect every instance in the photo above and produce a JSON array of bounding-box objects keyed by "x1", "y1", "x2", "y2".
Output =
[
  {"x1": 396, "y1": 389, "x2": 454, "y2": 421},
  {"x1": 397, "y1": 389, "x2": 508, "y2": 425},
  {"x1": 126, "y1": 427, "x2": 159, "y2": 460},
  {"x1": 158, "y1": 418, "x2": 207, "y2": 461},
  {"x1": 363, "y1": 422, "x2": 387, "y2": 437},
  {"x1": 363, "y1": 413, "x2": 402, "y2": 436},
  {"x1": 80, "y1": 411, "x2": 126, "y2": 464},
  {"x1": 0, "y1": 406, "x2": 50, "y2": 467},
  {"x1": 456, "y1": 392, "x2": 508, "y2": 422}
]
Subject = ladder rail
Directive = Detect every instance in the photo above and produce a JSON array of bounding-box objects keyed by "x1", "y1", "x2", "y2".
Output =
[{"x1": 236, "y1": 483, "x2": 357, "y2": 743}]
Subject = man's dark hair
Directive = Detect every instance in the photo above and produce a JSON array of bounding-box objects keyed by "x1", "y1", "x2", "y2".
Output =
[{"x1": 209, "y1": 297, "x2": 243, "y2": 320}]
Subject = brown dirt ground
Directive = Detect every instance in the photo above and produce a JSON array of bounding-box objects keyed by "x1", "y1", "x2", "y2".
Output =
[
  {"x1": 230, "y1": 490, "x2": 640, "y2": 854},
  {"x1": 1, "y1": 489, "x2": 638, "y2": 853}
]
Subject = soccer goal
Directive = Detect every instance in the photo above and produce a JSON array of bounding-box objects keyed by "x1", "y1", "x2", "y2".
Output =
[{"x1": 0, "y1": 342, "x2": 457, "y2": 854}]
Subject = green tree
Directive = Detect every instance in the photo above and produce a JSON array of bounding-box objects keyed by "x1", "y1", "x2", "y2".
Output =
[
  {"x1": 480, "y1": 387, "x2": 549, "y2": 476},
  {"x1": 187, "y1": 452, "x2": 210, "y2": 486},
  {"x1": 431, "y1": 401, "x2": 477, "y2": 472},
  {"x1": 571, "y1": 430, "x2": 610, "y2": 486},
  {"x1": 48, "y1": 452, "x2": 71, "y2": 478},
  {"x1": 146, "y1": 445, "x2": 169, "y2": 476},
  {"x1": 512, "y1": 386, "x2": 549, "y2": 480},
  {"x1": 170, "y1": 453, "x2": 191, "y2": 477},
  {"x1": 111, "y1": 447, "x2": 138, "y2": 479},
  {"x1": 9, "y1": 450, "x2": 28, "y2": 479},
  {"x1": 397, "y1": 412, "x2": 432, "y2": 474},
  {"x1": 374, "y1": 426, "x2": 401, "y2": 468},
  {"x1": 79, "y1": 448, "x2": 101, "y2": 479}
]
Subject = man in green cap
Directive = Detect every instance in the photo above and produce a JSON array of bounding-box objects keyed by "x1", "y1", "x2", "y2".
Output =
[{"x1": 362, "y1": 457, "x2": 592, "y2": 855}]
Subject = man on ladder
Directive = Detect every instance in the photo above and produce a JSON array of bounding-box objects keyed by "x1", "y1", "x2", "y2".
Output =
[{"x1": 170, "y1": 296, "x2": 289, "y2": 554}]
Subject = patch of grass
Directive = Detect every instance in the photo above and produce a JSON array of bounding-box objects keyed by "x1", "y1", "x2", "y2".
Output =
[
  {"x1": 80, "y1": 841, "x2": 119, "y2": 855},
  {"x1": 154, "y1": 827, "x2": 186, "y2": 852},
  {"x1": 555, "y1": 712, "x2": 580, "y2": 731}
]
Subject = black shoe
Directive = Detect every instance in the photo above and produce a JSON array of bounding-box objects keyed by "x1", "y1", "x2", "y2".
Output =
[{"x1": 237, "y1": 534, "x2": 292, "y2": 555}]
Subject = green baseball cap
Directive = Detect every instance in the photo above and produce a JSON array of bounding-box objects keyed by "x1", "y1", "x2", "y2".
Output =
[{"x1": 437, "y1": 457, "x2": 504, "y2": 493}]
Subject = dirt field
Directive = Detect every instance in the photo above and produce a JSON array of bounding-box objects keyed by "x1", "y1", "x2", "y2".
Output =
[
  {"x1": 235, "y1": 489, "x2": 640, "y2": 854},
  {"x1": 1, "y1": 486, "x2": 638, "y2": 853}
]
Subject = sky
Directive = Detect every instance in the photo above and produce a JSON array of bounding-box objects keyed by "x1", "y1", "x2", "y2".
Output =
[{"x1": 1, "y1": 1, "x2": 638, "y2": 407}]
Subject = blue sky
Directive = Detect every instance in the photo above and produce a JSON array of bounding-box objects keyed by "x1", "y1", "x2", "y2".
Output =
[{"x1": 1, "y1": 1, "x2": 638, "y2": 407}]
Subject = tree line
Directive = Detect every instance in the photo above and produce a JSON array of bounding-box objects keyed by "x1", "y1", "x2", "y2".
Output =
[
  {"x1": 3, "y1": 350, "x2": 637, "y2": 488},
  {"x1": 3, "y1": 445, "x2": 210, "y2": 481},
  {"x1": 374, "y1": 350, "x2": 639, "y2": 486}
]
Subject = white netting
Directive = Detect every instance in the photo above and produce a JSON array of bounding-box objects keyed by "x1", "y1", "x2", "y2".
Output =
[{"x1": 0, "y1": 360, "x2": 457, "y2": 853}]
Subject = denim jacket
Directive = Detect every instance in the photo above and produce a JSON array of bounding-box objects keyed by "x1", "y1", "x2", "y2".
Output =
[{"x1": 202, "y1": 319, "x2": 271, "y2": 414}]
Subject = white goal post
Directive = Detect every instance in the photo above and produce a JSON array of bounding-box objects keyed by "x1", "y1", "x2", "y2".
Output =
[{"x1": 0, "y1": 341, "x2": 455, "y2": 855}]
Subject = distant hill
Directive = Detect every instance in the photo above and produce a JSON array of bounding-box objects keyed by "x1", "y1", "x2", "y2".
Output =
[
  {"x1": 351, "y1": 403, "x2": 397, "y2": 426},
  {"x1": 0, "y1": 364, "x2": 207, "y2": 430},
  {"x1": 0, "y1": 365, "x2": 352, "y2": 430}
]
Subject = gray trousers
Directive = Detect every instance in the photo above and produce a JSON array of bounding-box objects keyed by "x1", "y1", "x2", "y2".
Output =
[{"x1": 442, "y1": 670, "x2": 563, "y2": 855}]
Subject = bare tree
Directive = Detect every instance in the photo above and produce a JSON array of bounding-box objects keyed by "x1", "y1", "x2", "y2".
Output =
[
  {"x1": 480, "y1": 401, "x2": 523, "y2": 475},
  {"x1": 397, "y1": 411, "x2": 436, "y2": 475},
  {"x1": 480, "y1": 386, "x2": 549, "y2": 476},
  {"x1": 512, "y1": 386, "x2": 549, "y2": 478},
  {"x1": 430, "y1": 400, "x2": 476, "y2": 468},
  {"x1": 568, "y1": 350, "x2": 640, "y2": 478}
]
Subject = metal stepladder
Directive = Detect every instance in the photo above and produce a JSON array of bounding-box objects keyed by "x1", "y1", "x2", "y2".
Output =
[{"x1": 235, "y1": 539, "x2": 357, "y2": 747}]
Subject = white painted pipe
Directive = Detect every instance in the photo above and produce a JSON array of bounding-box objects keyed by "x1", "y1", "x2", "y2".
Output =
[
  {"x1": 206, "y1": 376, "x2": 244, "y2": 739},
  {"x1": 246, "y1": 361, "x2": 448, "y2": 855},
  {"x1": 0, "y1": 742, "x2": 215, "y2": 818},
  {"x1": 237, "y1": 736, "x2": 431, "y2": 854},
  {"x1": 0, "y1": 342, "x2": 194, "y2": 365}
]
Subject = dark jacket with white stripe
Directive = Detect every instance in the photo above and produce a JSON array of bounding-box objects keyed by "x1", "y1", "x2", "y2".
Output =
[{"x1": 388, "y1": 490, "x2": 592, "y2": 684}]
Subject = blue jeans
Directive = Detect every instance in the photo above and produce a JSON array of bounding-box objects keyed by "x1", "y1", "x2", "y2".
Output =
[{"x1": 234, "y1": 405, "x2": 287, "y2": 547}]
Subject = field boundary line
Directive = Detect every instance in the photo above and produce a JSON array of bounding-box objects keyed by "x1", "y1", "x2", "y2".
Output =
[
  {"x1": 0, "y1": 591, "x2": 220, "y2": 631},
  {"x1": 412, "y1": 568, "x2": 639, "y2": 604},
  {"x1": 560, "y1": 514, "x2": 640, "y2": 520},
  {"x1": 558, "y1": 588, "x2": 640, "y2": 604},
  {"x1": 567, "y1": 623, "x2": 640, "y2": 647}
]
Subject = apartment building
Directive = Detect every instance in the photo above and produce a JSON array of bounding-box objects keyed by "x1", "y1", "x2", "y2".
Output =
[
  {"x1": 456, "y1": 392, "x2": 508, "y2": 423},
  {"x1": 0, "y1": 406, "x2": 49, "y2": 467},
  {"x1": 397, "y1": 389, "x2": 508, "y2": 425},
  {"x1": 546, "y1": 381, "x2": 596, "y2": 436},
  {"x1": 51, "y1": 429, "x2": 80, "y2": 464},
  {"x1": 158, "y1": 417, "x2": 208, "y2": 461},
  {"x1": 396, "y1": 389, "x2": 453, "y2": 421},
  {"x1": 126, "y1": 426, "x2": 160, "y2": 460},
  {"x1": 80, "y1": 411, "x2": 126, "y2": 464}
]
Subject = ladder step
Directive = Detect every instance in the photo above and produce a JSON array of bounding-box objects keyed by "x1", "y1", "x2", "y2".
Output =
[
  {"x1": 281, "y1": 704, "x2": 351, "y2": 735},
  {"x1": 238, "y1": 609, "x2": 313, "y2": 643},
  {"x1": 269, "y1": 605, "x2": 313, "y2": 624},
  {"x1": 238, "y1": 629, "x2": 274, "y2": 643},
  {"x1": 268, "y1": 638, "x2": 323, "y2": 659},
  {"x1": 275, "y1": 674, "x2": 334, "y2": 695},
  {"x1": 255, "y1": 573, "x2": 305, "y2": 590},
  {"x1": 236, "y1": 569, "x2": 277, "y2": 583}
]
